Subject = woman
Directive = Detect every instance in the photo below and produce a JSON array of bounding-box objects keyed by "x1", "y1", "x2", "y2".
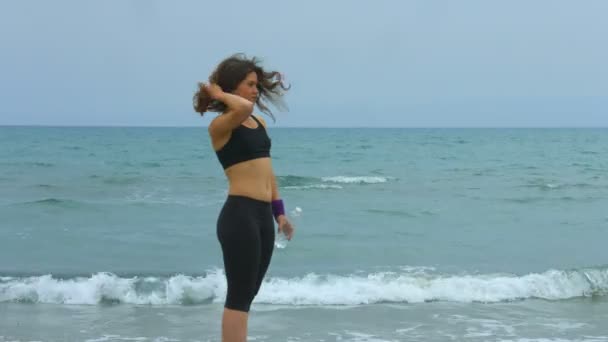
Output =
[{"x1": 193, "y1": 54, "x2": 295, "y2": 342}]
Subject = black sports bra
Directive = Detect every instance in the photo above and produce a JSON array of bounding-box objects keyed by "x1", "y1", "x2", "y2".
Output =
[{"x1": 215, "y1": 115, "x2": 271, "y2": 169}]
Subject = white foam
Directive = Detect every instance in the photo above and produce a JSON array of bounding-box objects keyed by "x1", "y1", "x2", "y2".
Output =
[
  {"x1": 0, "y1": 271, "x2": 226, "y2": 305},
  {"x1": 395, "y1": 324, "x2": 422, "y2": 334},
  {"x1": 321, "y1": 176, "x2": 390, "y2": 184},
  {"x1": 541, "y1": 322, "x2": 589, "y2": 331},
  {"x1": 85, "y1": 336, "x2": 169, "y2": 342},
  {"x1": 124, "y1": 190, "x2": 224, "y2": 207},
  {"x1": 329, "y1": 331, "x2": 395, "y2": 342},
  {"x1": 1, "y1": 267, "x2": 606, "y2": 306},
  {"x1": 254, "y1": 268, "x2": 608, "y2": 305},
  {"x1": 398, "y1": 266, "x2": 436, "y2": 274},
  {"x1": 459, "y1": 317, "x2": 517, "y2": 338},
  {"x1": 284, "y1": 184, "x2": 343, "y2": 190},
  {"x1": 498, "y1": 338, "x2": 608, "y2": 342}
]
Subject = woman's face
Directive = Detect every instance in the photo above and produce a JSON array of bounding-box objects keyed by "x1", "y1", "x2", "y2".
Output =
[{"x1": 234, "y1": 71, "x2": 259, "y2": 102}]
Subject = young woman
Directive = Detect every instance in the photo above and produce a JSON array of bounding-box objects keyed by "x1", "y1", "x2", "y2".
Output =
[{"x1": 193, "y1": 54, "x2": 295, "y2": 342}]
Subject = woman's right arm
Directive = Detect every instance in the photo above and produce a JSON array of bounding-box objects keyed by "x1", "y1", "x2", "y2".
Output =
[{"x1": 206, "y1": 84, "x2": 254, "y2": 136}]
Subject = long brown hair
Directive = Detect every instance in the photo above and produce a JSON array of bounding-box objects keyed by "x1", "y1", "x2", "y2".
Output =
[{"x1": 193, "y1": 54, "x2": 290, "y2": 121}]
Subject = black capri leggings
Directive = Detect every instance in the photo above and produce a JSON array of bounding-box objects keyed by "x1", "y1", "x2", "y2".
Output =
[{"x1": 217, "y1": 195, "x2": 275, "y2": 312}]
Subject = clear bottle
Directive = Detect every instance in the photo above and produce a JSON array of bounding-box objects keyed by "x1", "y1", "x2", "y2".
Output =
[{"x1": 275, "y1": 206, "x2": 302, "y2": 249}]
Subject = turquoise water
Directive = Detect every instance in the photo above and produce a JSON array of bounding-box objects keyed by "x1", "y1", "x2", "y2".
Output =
[{"x1": 1, "y1": 127, "x2": 607, "y2": 341}]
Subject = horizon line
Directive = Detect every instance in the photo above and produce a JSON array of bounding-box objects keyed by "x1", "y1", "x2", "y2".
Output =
[{"x1": 1, "y1": 124, "x2": 607, "y2": 129}]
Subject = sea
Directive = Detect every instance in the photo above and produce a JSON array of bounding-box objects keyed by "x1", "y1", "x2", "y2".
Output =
[{"x1": 1, "y1": 126, "x2": 607, "y2": 342}]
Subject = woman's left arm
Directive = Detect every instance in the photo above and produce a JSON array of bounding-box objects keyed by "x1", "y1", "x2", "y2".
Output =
[
  {"x1": 257, "y1": 114, "x2": 295, "y2": 240},
  {"x1": 271, "y1": 171, "x2": 294, "y2": 240}
]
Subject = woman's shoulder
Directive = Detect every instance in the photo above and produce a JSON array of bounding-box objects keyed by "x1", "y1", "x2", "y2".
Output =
[{"x1": 253, "y1": 114, "x2": 267, "y2": 128}]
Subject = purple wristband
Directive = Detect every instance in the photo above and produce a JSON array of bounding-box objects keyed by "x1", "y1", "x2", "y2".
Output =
[{"x1": 271, "y1": 199, "x2": 285, "y2": 219}]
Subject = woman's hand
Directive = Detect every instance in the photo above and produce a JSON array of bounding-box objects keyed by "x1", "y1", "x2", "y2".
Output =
[
  {"x1": 277, "y1": 215, "x2": 295, "y2": 241},
  {"x1": 202, "y1": 83, "x2": 224, "y2": 100}
]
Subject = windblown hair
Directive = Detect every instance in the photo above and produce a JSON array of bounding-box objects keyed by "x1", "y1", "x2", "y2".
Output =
[{"x1": 193, "y1": 53, "x2": 290, "y2": 121}]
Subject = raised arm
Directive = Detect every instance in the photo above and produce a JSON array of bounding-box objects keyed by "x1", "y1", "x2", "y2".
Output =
[{"x1": 206, "y1": 84, "x2": 254, "y2": 138}]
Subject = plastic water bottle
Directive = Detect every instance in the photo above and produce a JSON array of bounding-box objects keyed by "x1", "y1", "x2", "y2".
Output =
[{"x1": 275, "y1": 206, "x2": 302, "y2": 249}]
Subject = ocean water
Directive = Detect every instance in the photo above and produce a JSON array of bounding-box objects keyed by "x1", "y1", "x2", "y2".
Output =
[{"x1": 1, "y1": 126, "x2": 607, "y2": 342}]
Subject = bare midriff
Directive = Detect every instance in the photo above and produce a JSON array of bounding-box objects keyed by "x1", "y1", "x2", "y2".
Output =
[{"x1": 224, "y1": 157, "x2": 273, "y2": 202}]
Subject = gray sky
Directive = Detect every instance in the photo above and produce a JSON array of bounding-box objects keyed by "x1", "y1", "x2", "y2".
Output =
[{"x1": 1, "y1": 0, "x2": 606, "y2": 127}]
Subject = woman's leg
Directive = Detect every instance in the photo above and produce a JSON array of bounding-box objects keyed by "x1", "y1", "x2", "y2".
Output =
[
  {"x1": 216, "y1": 196, "x2": 263, "y2": 341},
  {"x1": 254, "y1": 209, "x2": 275, "y2": 297},
  {"x1": 221, "y1": 308, "x2": 248, "y2": 342}
]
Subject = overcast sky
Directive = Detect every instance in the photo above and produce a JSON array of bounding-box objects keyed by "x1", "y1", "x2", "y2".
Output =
[{"x1": 1, "y1": 0, "x2": 606, "y2": 127}]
